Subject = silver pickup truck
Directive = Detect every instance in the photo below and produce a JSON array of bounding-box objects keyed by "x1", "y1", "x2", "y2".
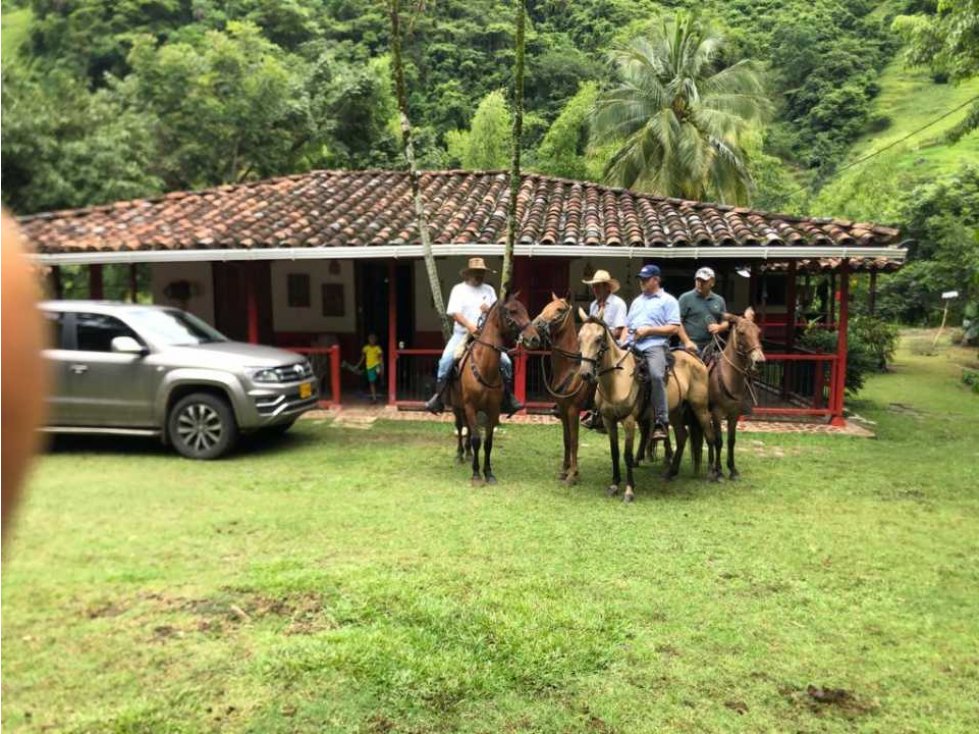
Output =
[{"x1": 41, "y1": 301, "x2": 318, "y2": 459}]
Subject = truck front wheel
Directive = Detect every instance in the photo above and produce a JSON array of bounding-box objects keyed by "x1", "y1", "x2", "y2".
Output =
[{"x1": 168, "y1": 392, "x2": 238, "y2": 460}]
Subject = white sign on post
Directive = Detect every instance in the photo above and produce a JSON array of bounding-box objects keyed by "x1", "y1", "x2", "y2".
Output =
[{"x1": 942, "y1": 290, "x2": 959, "y2": 299}]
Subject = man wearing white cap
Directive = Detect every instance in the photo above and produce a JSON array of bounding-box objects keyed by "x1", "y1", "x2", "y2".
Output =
[
  {"x1": 678, "y1": 266, "x2": 729, "y2": 358},
  {"x1": 424, "y1": 257, "x2": 523, "y2": 416}
]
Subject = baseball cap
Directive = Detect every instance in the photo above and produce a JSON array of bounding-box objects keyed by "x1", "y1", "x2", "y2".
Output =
[
  {"x1": 637, "y1": 264, "x2": 661, "y2": 280},
  {"x1": 695, "y1": 266, "x2": 715, "y2": 281}
]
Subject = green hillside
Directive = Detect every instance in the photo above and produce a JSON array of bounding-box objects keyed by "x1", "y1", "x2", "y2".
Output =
[
  {"x1": 1, "y1": 7, "x2": 31, "y2": 64},
  {"x1": 815, "y1": 57, "x2": 979, "y2": 221}
]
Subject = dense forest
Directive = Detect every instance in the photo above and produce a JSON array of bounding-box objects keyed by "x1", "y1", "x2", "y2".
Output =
[{"x1": 1, "y1": 0, "x2": 977, "y2": 328}]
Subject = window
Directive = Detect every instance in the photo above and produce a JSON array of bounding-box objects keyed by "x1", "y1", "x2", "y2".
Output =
[
  {"x1": 287, "y1": 273, "x2": 310, "y2": 308},
  {"x1": 321, "y1": 283, "x2": 345, "y2": 317},
  {"x1": 75, "y1": 313, "x2": 141, "y2": 352}
]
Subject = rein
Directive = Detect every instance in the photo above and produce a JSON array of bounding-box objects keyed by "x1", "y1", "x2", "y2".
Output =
[
  {"x1": 713, "y1": 329, "x2": 759, "y2": 406},
  {"x1": 535, "y1": 305, "x2": 588, "y2": 400},
  {"x1": 464, "y1": 299, "x2": 534, "y2": 390}
]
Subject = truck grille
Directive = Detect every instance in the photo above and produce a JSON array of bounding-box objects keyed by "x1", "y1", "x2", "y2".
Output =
[{"x1": 269, "y1": 362, "x2": 313, "y2": 382}]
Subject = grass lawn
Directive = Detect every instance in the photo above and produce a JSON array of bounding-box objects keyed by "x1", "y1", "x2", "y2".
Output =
[
  {"x1": 3, "y1": 336, "x2": 978, "y2": 733},
  {"x1": 1, "y1": 7, "x2": 32, "y2": 64}
]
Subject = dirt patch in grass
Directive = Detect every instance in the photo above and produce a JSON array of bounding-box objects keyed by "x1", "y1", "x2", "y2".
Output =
[{"x1": 781, "y1": 684, "x2": 878, "y2": 718}]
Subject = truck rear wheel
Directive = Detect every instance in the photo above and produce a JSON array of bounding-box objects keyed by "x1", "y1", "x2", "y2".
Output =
[{"x1": 168, "y1": 392, "x2": 238, "y2": 460}]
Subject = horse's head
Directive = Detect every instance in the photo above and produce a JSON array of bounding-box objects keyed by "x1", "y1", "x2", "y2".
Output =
[
  {"x1": 728, "y1": 307, "x2": 766, "y2": 371},
  {"x1": 576, "y1": 307, "x2": 609, "y2": 383},
  {"x1": 531, "y1": 292, "x2": 572, "y2": 346},
  {"x1": 498, "y1": 292, "x2": 541, "y2": 349}
]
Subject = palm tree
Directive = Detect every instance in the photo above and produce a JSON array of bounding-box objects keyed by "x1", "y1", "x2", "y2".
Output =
[{"x1": 592, "y1": 12, "x2": 770, "y2": 204}]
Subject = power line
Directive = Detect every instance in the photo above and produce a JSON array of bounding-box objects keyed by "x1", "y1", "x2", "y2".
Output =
[{"x1": 831, "y1": 93, "x2": 979, "y2": 176}]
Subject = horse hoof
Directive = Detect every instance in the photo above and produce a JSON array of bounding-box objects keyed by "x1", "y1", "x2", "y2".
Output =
[
  {"x1": 455, "y1": 455, "x2": 465, "y2": 464},
  {"x1": 557, "y1": 471, "x2": 568, "y2": 481},
  {"x1": 471, "y1": 477, "x2": 484, "y2": 487},
  {"x1": 623, "y1": 493, "x2": 635, "y2": 503},
  {"x1": 729, "y1": 472, "x2": 740, "y2": 481},
  {"x1": 485, "y1": 475, "x2": 497, "y2": 485},
  {"x1": 607, "y1": 484, "x2": 619, "y2": 497},
  {"x1": 661, "y1": 473, "x2": 675, "y2": 483},
  {"x1": 564, "y1": 475, "x2": 578, "y2": 487}
]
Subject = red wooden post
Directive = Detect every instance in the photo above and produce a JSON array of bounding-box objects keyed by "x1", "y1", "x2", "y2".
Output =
[
  {"x1": 388, "y1": 261, "x2": 398, "y2": 406},
  {"x1": 245, "y1": 265, "x2": 259, "y2": 344},
  {"x1": 828, "y1": 272, "x2": 836, "y2": 326},
  {"x1": 782, "y1": 261, "x2": 798, "y2": 399},
  {"x1": 89, "y1": 264, "x2": 104, "y2": 299},
  {"x1": 514, "y1": 349, "x2": 527, "y2": 410},
  {"x1": 829, "y1": 261, "x2": 850, "y2": 426}
]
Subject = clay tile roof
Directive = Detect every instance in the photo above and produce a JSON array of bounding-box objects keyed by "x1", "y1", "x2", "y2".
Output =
[{"x1": 18, "y1": 169, "x2": 903, "y2": 256}]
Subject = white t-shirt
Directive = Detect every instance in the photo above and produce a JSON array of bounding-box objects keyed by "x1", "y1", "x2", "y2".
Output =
[
  {"x1": 589, "y1": 293, "x2": 628, "y2": 332},
  {"x1": 446, "y1": 282, "x2": 497, "y2": 336}
]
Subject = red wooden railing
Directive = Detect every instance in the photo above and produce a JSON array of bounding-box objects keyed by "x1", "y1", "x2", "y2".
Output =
[{"x1": 284, "y1": 345, "x2": 341, "y2": 409}]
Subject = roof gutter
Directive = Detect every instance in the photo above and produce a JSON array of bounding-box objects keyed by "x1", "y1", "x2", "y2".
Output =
[{"x1": 29, "y1": 243, "x2": 907, "y2": 266}]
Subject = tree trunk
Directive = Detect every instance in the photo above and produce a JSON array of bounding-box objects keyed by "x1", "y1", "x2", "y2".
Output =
[
  {"x1": 500, "y1": 0, "x2": 526, "y2": 301},
  {"x1": 388, "y1": 0, "x2": 451, "y2": 339}
]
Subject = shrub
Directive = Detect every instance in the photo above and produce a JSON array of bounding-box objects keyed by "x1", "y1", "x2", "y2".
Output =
[
  {"x1": 962, "y1": 368, "x2": 979, "y2": 394},
  {"x1": 866, "y1": 113, "x2": 892, "y2": 133},
  {"x1": 799, "y1": 317, "x2": 893, "y2": 394}
]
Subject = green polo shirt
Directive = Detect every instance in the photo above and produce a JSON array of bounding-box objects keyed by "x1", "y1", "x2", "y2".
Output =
[{"x1": 678, "y1": 289, "x2": 727, "y2": 348}]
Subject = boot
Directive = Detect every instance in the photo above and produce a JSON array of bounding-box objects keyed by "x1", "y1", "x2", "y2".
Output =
[
  {"x1": 651, "y1": 422, "x2": 669, "y2": 441},
  {"x1": 501, "y1": 386, "x2": 524, "y2": 418},
  {"x1": 425, "y1": 379, "x2": 447, "y2": 414}
]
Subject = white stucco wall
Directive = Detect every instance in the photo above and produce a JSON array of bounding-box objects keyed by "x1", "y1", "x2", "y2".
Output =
[
  {"x1": 150, "y1": 262, "x2": 216, "y2": 325},
  {"x1": 269, "y1": 260, "x2": 356, "y2": 334}
]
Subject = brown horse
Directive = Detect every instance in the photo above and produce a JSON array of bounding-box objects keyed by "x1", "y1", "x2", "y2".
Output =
[
  {"x1": 577, "y1": 311, "x2": 715, "y2": 502},
  {"x1": 447, "y1": 294, "x2": 540, "y2": 485},
  {"x1": 702, "y1": 308, "x2": 766, "y2": 481},
  {"x1": 531, "y1": 295, "x2": 591, "y2": 485}
]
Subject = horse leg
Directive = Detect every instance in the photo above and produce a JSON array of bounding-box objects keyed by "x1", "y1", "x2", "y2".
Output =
[
  {"x1": 709, "y1": 413, "x2": 723, "y2": 482},
  {"x1": 635, "y1": 415, "x2": 649, "y2": 466},
  {"x1": 454, "y1": 408, "x2": 466, "y2": 464},
  {"x1": 483, "y1": 416, "x2": 497, "y2": 485},
  {"x1": 566, "y1": 409, "x2": 581, "y2": 486},
  {"x1": 623, "y1": 417, "x2": 636, "y2": 503},
  {"x1": 727, "y1": 414, "x2": 740, "y2": 480},
  {"x1": 558, "y1": 409, "x2": 571, "y2": 480},
  {"x1": 689, "y1": 414, "x2": 703, "y2": 476},
  {"x1": 465, "y1": 406, "x2": 482, "y2": 485},
  {"x1": 606, "y1": 419, "x2": 621, "y2": 497},
  {"x1": 665, "y1": 414, "x2": 687, "y2": 481}
]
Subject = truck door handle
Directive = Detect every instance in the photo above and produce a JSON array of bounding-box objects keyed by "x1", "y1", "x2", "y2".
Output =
[{"x1": 70, "y1": 364, "x2": 89, "y2": 375}]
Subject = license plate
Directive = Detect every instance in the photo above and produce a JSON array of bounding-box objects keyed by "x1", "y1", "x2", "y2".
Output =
[{"x1": 299, "y1": 382, "x2": 313, "y2": 399}]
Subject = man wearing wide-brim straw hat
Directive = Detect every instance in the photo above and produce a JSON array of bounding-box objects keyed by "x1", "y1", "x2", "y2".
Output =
[
  {"x1": 572, "y1": 269, "x2": 629, "y2": 428},
  {"x1": 424, "y1": 257, "x2": 523, "y2": 416}
]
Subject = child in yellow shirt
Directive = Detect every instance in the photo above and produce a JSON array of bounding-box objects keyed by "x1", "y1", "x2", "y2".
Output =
[{"x1": 355, "y1": 333, "x2": 384, "y2": 403}]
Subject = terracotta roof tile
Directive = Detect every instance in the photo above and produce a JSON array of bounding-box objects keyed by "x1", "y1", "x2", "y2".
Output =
[{"x1": 18, "y1": 170, "x2": 903, "y2": 256}]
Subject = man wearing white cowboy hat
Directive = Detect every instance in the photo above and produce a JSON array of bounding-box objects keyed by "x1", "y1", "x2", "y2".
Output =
[
  {"x1": 574, "y1": 269, "x2": 628, "y2": 429},
  {"x1": 677, "y1": 266, "x2": 729, "y2": 360},
  {"x1": 584, "y1": 269, "x2": 628, "y2": 341},
  {"x1": 424, "y1": 257, "x2": 523, "y2": 416}
]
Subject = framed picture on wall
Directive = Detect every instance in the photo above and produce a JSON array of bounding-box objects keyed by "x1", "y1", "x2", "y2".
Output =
[
  {"x1": 287, "y1": 273, "x2": 310, "y2": 308},
  {"x1": 322, "y1": 283, "x2": 345, "y2": 317}
]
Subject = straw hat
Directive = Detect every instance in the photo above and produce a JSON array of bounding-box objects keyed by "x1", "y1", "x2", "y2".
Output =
[
  {"x1": 460, "y1": 257, "x2": 496, "y2": 277},
  {"x1": 581, "y1": 269, "x2": 620, "y2": 293}
]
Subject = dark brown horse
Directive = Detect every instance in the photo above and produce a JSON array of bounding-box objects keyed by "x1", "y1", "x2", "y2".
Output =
[
  {"x1": 531, "y1": 295, "x2": 591, "y2": 485},
  {"x1": 447, "y1": 294, "x2": 540, "y2": 485},
  {"x1": 703, "y1": 308, "x2": 766, "y2": 481}
]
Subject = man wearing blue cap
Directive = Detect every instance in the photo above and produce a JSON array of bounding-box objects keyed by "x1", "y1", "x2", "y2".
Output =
[{"x1": 626, "y1": 264, "x2": 680, "y2": 440}]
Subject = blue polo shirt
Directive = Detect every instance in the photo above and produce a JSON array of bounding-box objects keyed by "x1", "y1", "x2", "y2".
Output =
[{"x1": 627, "y1": 289, "x2": 681, "y2": 350}]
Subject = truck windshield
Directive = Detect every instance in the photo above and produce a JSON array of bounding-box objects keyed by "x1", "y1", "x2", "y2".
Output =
[{"x1": 127, "y1": 308, "x2": 228, "y2": 346}]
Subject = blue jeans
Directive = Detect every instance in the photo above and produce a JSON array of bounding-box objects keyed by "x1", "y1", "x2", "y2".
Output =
[
  {"x1": 641, "y1": 345, "x2": 670, "y2": 426},
  {"x1": 437, "y1": 332, "x2": 512, "y2": 383}
]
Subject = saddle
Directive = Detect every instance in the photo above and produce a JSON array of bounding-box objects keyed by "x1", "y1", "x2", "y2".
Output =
[{"x1": 631, "y1": 346, "x2": 676, "y2": 383}]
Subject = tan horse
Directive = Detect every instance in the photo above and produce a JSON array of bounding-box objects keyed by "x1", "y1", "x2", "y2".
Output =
[
  {"x1": 577, "y1": 311, "x2": 715, "y2": 502},
  {"x1": 702, "y1": 308, "x2": 766, "y2": 481},
  {"x1": 447, "y1": 295, "x2": 541, "y2": 485},
  {"x1": 531, "y1": 295, "x2": 591, "y2": 485}
]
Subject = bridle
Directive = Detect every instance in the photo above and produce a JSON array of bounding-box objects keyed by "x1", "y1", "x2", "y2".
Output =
[
  {"x1": 465, "y1": 300, "x2": 536, "y2": 389},
  {"x1": 713, "y1": 322, "x2": 762, "y2": 405},
  {"x1": 579, "y1": 319, "x2": 631, "y2": 376}
]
